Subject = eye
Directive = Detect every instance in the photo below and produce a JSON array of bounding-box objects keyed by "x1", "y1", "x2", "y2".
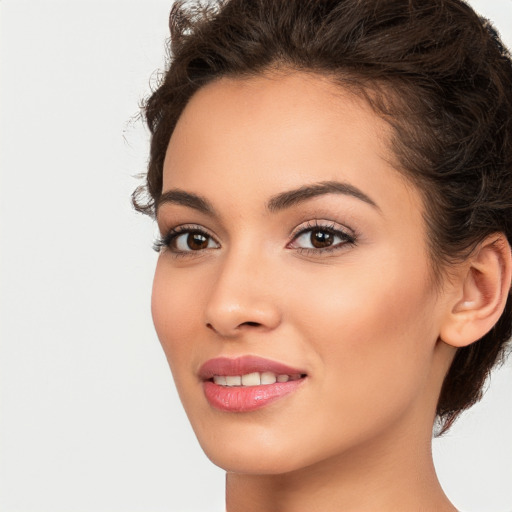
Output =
[
  {"x1": 174, "y1": 231, "x2": 217, "y2": 251},
  {"x1": 288, "y1": 221, "x2": 356, "y2": 253},
  {"x1": 154, "y1": 225, "x2": 219, "y2": 254}
]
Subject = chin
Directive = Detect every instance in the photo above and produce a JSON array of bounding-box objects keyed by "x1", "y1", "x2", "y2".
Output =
[
  {"x1": 192, "y1": 419, "x2": 335, "y2": 475},
  {"x1": 203, "y1": 444, "x2": 309, "y2": 475},
  {"x1": 189, "y1": 421, "x2": 301, "y2": 474}
]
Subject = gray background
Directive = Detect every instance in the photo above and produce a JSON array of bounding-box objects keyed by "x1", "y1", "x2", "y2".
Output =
[{"x1": 1, "y1": 1, "x2": 511, "y2": 511}]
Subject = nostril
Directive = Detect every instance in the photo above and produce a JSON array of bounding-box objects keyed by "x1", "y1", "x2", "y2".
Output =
[
  {"x1": 241, "y1": 321, "x2": 261, "y2": 327},
  {"x1": 205, "y1": 319, "x2": 269, "y2": 336}
]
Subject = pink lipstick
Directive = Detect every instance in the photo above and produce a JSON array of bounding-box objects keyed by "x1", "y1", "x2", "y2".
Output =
[{"x1": 199, "y1": 356, "x2": 307, "y2": 412}]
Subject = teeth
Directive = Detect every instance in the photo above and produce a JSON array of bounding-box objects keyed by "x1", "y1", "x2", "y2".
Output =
[
  {"x1": 212, "y1": 372, "x2": 299, "y2": 387},
  {"x1": 213, "y1": 375, "x2": 227, "y2": 386},
  {"x1": 260, "y1": 371, "x2": 277, "y2": 385},
  {"x1": 241, "y1": 372, "x2": 261, "y2": 386},
  {"x1": 225, "y1": 375, "x2": 241, "y2": 386}
]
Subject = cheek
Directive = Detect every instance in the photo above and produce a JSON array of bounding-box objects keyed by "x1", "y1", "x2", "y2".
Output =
[
  {"x1": 151, "y1": 259, "x2": 203, "y2": 373},
  {"x1": 288, "y1": 250, "x2": 436, "y2": 347},
  {"x1": 285, "y1": 255, "x2": 439, "y2": 431}
]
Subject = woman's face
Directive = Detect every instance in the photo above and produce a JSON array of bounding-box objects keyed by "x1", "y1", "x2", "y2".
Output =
[{"x1": 152, "y1": 71, "x2": 453, "y2": 474}]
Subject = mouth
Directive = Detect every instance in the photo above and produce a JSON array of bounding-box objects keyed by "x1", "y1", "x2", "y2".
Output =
[
  {"x1": 210, "y1": 371, "x2": 304, "y2": 386},
  {"x1": 199, "y1": 356, "x2": 308, "y2": 412}
]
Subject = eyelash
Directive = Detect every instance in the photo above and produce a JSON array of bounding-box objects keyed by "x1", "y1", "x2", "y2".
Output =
[
  {"x1": 153, "y1": 224, "x2": 216, "y2": 257},
  {"x1": 153, "y1": 221, "x2": 356, "y2": 257},
  {"x1": 289, "y1": 220, "x2": 356, "y2": 255}
]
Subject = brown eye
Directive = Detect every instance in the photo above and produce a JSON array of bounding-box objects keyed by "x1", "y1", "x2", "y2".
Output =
[
  {"x1": 310, "y1": 229, "x2": 334, "y2": 248},
  {"x1": 289, "y1": 223, "x2": 356, "y2": 253},
  {"x1": 171, "y1": 229, "x2": 219, "y2": 252},
  {"x1": 186, "y1": 232, "x2": 209, "y2": 250}
]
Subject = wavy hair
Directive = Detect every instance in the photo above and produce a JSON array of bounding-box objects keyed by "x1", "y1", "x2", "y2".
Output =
[{"x1": 133, "y1": 0, "x2": 512, "y2": 435}]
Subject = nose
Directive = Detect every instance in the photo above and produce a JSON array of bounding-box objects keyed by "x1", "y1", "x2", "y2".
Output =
[{"x1": 204, "y1": 249, "x2": 282, "y2": 338}]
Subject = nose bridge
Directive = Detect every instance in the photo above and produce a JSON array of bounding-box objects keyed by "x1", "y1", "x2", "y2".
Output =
[{"x1": 204, "y1": 239, "x2": 281, "y2": 336}]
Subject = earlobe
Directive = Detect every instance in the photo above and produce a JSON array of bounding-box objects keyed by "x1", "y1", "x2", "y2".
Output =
[{"x1": 440, "y1": 234, "x2": 512, "y2": 348}]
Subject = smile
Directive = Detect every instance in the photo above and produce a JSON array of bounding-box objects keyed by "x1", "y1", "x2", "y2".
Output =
[
  {"x1": 212, "y1": 372, "x2": 303, "y2": 386},
  {"x1": 199, "y1": 356, "x2": 307, "y2": 412}
]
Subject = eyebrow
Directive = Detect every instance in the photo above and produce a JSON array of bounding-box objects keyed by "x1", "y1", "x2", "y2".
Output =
[
  {"x1": 156, "y1": 180, "x2": 379, "y2": 216},
  {"x1": 266, "y1": 180, "x2": 379, "y2": 212},
  {"x1": 157, "y1": 189, "x2": 215, "y2": 217}
]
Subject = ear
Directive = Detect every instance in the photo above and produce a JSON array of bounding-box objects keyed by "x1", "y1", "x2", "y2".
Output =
[{"x1": 440, "y1": 233, "x2": 512, "y2": 348}]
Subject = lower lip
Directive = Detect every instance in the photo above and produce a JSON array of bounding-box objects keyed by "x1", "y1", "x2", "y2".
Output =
[{"x1": 203, "y1": 379, "x2": 305, "y2": 412}]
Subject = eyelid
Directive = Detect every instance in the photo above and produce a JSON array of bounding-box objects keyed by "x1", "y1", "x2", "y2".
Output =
[
  {"x1": 286, "y1": 219, "x2": 357, "y2": 253},
  {"x1": 154, "y1": 223, "x2": 220, "y2": 254},
  {"x1": 288, "y1": 219, "x2": 355, "y2": 241},
  {"x1": 153, "y1": 219, "x2": 356, "y2": 256}
]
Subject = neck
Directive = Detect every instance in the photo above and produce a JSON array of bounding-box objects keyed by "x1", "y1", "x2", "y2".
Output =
[{"x1": 226, "y1": 408, "x2": 456, "y2": 512}]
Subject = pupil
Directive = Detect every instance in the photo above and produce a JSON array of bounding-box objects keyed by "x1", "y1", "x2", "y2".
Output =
[
  {"x1": 188, "y1": 232, "x2": 208, "y2": 250},
  {"x1": 311, "y1": 230, "x2": 332, "y2": 248}
]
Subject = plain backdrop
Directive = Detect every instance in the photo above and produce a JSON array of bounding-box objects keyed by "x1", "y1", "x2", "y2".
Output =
[{"x1": 1, "y1": 1, "x2": 511, "y2": 511}]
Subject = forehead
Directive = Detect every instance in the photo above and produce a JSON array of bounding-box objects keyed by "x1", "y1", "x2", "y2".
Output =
[
  {"x1": 162, "y1": 70, "x2": 418, "y2": 219},
  {"x1": 165, "y1": 71, "x2": 389, "y2": 166}
]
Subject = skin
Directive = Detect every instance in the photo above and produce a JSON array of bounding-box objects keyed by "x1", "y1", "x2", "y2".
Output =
[{"x1": 152, "y1": 70, "x2": 463, "y2": 511}]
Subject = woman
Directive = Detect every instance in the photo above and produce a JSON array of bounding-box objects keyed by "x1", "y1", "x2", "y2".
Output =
[{"x1": 133, "y1": 0, "x2": 512, "y2": 510}]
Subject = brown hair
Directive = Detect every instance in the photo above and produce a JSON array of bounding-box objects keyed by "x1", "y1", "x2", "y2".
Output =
[{"x1": 133, "y1": 0, "x2": 512, "y2": 435}]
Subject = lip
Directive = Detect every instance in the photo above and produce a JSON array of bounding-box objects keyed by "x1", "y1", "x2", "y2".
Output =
[
  {"x1": 199, "y1": 356, "x2": 307, "y2": 413},
  {"x1": 198, "y1": 355, "x2": 306, "y2": 380}
]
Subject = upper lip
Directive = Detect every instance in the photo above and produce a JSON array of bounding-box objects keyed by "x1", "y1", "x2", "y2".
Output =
[{"x1": 198, "y1": 355, "x2": 307, "y2": 380}]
